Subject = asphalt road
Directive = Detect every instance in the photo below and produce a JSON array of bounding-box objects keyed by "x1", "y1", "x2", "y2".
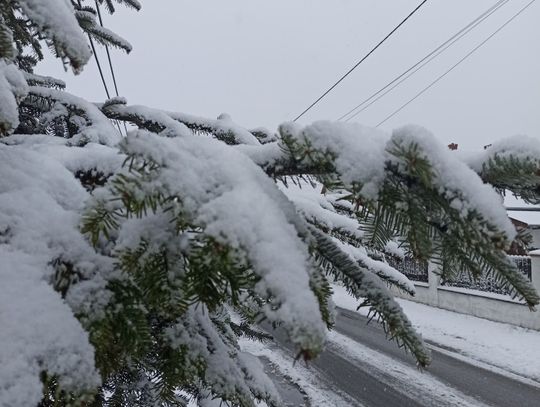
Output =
[{"x1": 265, "y1": 307, "x2": 540, "y2": 406}]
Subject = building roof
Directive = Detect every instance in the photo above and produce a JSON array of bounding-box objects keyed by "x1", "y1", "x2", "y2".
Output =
[{"x1": 504, "y1": 194, "x2": 540, "y2": 226}]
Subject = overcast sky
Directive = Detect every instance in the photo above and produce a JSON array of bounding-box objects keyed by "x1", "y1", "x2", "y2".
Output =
[{"x1": 39, "y1": 0, "x2": 539, "y2": 150}]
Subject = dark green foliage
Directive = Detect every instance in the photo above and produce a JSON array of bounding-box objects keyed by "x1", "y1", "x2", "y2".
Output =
[
  {"x1": 79, "y1": 149, "x2": 282, "y2": 406},
  {"x1": 3, "y1": 2, "x2": 540, "y2": 405},
  {"x1": 310, "y1": 226, "x2": 432, "y2": 367},
  {"x1": 480, "y1": 154, "x2": 540, "y2": 204},
  {"x1": 0, "y1": 16, "x2": 15, "y2": 60}
]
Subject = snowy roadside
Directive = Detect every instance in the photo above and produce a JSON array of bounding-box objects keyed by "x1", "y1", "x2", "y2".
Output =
[
  {"x1": 333, "y1": 284, "x2": 540, "y2": 382},
  {"x1": 239, "y1": 337, "x2": 360, "y2": 406}
]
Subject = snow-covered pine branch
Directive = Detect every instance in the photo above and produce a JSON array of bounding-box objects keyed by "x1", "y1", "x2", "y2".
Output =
[{"x1": 1, "y1": 1, "x2": 540, "y2": 406}]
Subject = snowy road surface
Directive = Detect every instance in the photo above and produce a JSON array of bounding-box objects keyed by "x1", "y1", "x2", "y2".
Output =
[{"x1": 255, "y1": 308, "x2": 540, "y2": 406}]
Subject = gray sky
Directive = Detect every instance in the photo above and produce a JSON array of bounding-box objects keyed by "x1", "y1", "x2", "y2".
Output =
[{"x1": 38, "y1": 0, "x2": 540, "y2": 150}]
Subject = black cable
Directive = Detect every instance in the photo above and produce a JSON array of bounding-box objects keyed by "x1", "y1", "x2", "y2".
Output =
[
  {"x1": 85, "y1": 27, "x2": 123, "y2": 135},
  {"x1": 77, "y1": 0, "x2": 112, "y2": 100},
  {"x1": 375, "y1": 0, "x2": 536, "y2": 128},
  {"x1": 87, "y1": 33, "x2": 111, "y2": 100},
  {"x1": 292, "y1": 0, "x2": 429, "y2": 122},
  {"x1": 339, "y1": 0, "x2": 510, "y2": 122},
  {"x1": 95, "y1": 1, "x2": 120, "y2": 97},
  {"x1": 94, "y1": 0, "x2": 128, "y2": 135}
]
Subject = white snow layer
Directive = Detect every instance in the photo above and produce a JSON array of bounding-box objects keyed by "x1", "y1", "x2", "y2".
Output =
[
  {"x1": 0, "y1": 144, "x2": 105, "y2": 406},
  {"x1": 280, "y1": 121, "x2": 389, "y2": 199},
  {"x1": 0, "y1": 250, "x2": 100, "y2": 407},
  {"x1": 0, "y1": 61, "x2": 28, "y2": 133}
]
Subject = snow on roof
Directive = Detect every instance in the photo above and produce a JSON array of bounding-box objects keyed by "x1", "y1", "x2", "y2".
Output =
[
  {"x1": 504, "y1": 194, "x2": 540, "y2": 226},
  {"x1": 504, "y1": 194, "x2": 540, "y2": 209},
  {"x1": 508, "y1": 211, "x2": 540, "y2": 227}
]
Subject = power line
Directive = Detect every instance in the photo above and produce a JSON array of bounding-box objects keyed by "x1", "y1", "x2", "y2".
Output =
[
  {"x1": 292, "y1": 0, "x2": 429, "y2": 122},
  {"x1": 76, "y1": 0, "x2": 123, "y2": 135},
  {"x1": 95, "y1": 1, "x2": 120, "y2": 97},
  {"x1": 86, "y1": 23, "x2": 123, "y2": 135},
  {"x1": 375, "y1": 0, "x2": 536, "y2": 128},
  {"x1": 86, "y1": 29, "x2": 111, "y2": 99},
  {"x1": 338, "y1": 0, "x2": 510, "y2": 122},
  {"x1": 94, "y1": 0, "x2": 128, "y2": 135}
]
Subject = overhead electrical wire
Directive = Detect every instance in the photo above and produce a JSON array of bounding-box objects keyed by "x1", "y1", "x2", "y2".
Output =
[
  {"x1": 374, "y1": 0, "x2": 537, "y2": 128},
  {"x1": 77, "y1": 0, "x2": 122, "y2": 135},
  {"x1": 84, "y1": 25, "x2": 111, "y2": 99},
  {"x1": 338, "y1": 0, "x2": 510, "y2": 122},
  {"x1": 292, "y1": 0, "x2": 429, "y2": 122},
  {"x1": 94, "y1": 0, "x2": 128, "y2": 135},
  {"x1": 95, "y1": 1, "x2": 120, "y2": 97}
]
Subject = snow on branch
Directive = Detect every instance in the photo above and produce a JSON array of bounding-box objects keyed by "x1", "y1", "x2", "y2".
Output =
[
  {"x1": 100, "y1": 97, "x2": 192, "y2": 136},
  {"x1": 75, "y1": 9, "x2": 132, "y2": 53},
  {"x1": 27, "y1": 86, "x2": 121, "y2": 145},
  {"x1": 457, "y1": 135, "x2": 540, "y2": 205},
  {"x1": 309, "y1": 226, "x2": 431, "y2": 367},
  {"x1": 167, "y1": 111, "x2": 261, "y2": 145},
  {"x1": 15, "y1": 0, "x2": 91, "y2": 72},
  {"x1": 85, "y1": 130, "x2": 327, "y2": 352},
  {"x1": 0, "y1": 61, "x2": 27, "y2": 134}
]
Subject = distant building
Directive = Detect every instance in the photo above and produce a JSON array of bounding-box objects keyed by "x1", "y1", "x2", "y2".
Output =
[{"x1": 505, "y1": 194, "x2": 540, "y2": 253}]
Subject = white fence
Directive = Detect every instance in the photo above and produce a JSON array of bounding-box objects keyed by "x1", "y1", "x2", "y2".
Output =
[{"x1": 391, "y1": 254, "x2": 540, "y2": 330}]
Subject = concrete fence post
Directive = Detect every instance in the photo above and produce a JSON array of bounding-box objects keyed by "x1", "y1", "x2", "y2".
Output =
[
  {"x1": 427, "y1": 262, "x2": 440, "y2": 305},
  {"x1": 529, "y1": 251, "x2": 540, "y2": 296}
]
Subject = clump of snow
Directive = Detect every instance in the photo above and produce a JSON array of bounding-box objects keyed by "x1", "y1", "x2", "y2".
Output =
[
  {"x1": 2, "y1": 134, "x2": 124, "y2": 176},
  {"x1": 234, "y1": 142, "x2": 284, "y2": 169},
  {"x1": 116, "y1": 130, "x2": 327, "y2": 349},
  {"x1": 385, "y1": 240, "x2": 406, "y2": 259},
  {"x1": 0, "y1": 61, "x2": 28, "y2": 133},
  {"x1": 458, "y1": 134, "x2": 540, "y2": 174},
  {"x1": 17, "y1": 0, "x2": 91, "y2": 72},
  {"x1": 391, "y1": 125, "x2": 516, "y2": 240},
  {"x1": 0, "y1": 250, "x2": 100, "y2": 407},
  {"x1": 0, "y1": 144, "x2": 109, "y2": 406},
  {"x1": 280, "y1": 121, "x2": 389, "y2": 199}
]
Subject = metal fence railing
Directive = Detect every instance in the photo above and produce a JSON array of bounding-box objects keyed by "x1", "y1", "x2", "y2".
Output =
[
  {"x1": 386, "y1": 256, "x2": 429, "y2": 283},
  {"x1": 442, "y1": 256, "x2": 532, "y2": 296},
  {"x1": 386, "y1": 255, "x2": 533, "y2": 296}
]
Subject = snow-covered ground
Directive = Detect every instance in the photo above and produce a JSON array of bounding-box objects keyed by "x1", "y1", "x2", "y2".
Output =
[
  {"x1": 333, "y1": 284, "x2": 540, "y2": 382},
  {"x1": 239, "y1": 337, "x2": 359, "y2": 406}
]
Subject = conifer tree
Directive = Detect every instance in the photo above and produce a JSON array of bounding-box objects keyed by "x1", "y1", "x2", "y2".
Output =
[{"x1": 0, "y1": 2, "x2": 539, "y2": 406}]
